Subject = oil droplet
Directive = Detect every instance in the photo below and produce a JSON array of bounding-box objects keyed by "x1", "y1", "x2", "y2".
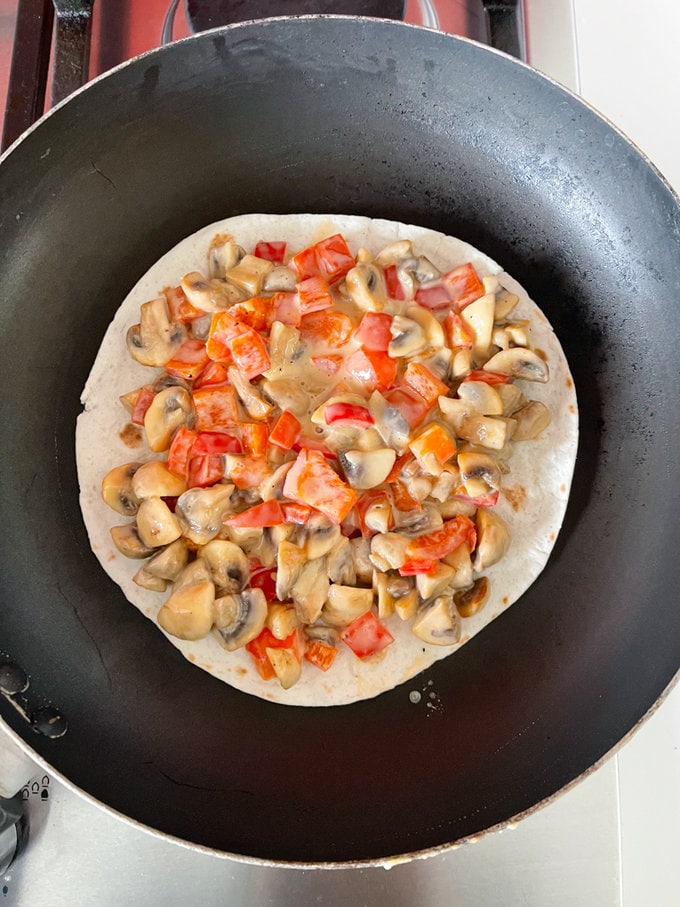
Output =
[{"x1": 409, "y1": 690, "x2": 421, "y2": 703}]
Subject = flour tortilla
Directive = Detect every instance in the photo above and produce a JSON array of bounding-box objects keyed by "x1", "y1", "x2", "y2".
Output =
[{"x1": 76, "y1": 214, "x2": 578, "y2": 705}]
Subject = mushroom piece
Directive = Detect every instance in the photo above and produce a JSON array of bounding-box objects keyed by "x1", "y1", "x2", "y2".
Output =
[
  {"x1": 496, "y1": 382, "x2": 527, "y2": 416},
  {"x1": 350, "y1": 537, "x2": 374, "y2": 583},
  {"x1": 144, "y1": 386, "x2": 193, "y2": 452},
  {"x1": 327, "y1": 536, "x2": 357, "y2": 586},
  {"x1": 261, "y1": 377, "x2": 309, "y2": 416},
  {"x1": 411, "y1": 595, "x2": 462, "y2": 646},
  {"x1": 457, "y1": 414, "x2": 514, "y2": 451},
  {"x1": 454, "y1": 577, "x2": 490, "y2": 618},
  {"x1": 224, "y1": 254, "x2": 274, "y2": 296},
  {"x1": 483, "y1": 348, "x2": 549, "y2": 383},
  {"x1": 290, "y1": 557, "x2": 330, "y2": 624},
  {"x1": 456, "y1": 380, "x2": 504, "y2": 416},
  {"x1": 375, "y1": 240, "x2": 414, "y2": 268},
  {"x1": 263, "y1": 266, "x2": 297, "y2": 292},
  {"x1": 473, "y1": 510, "x2": 510, "y2": 572},
  {"x1": 131, "y1": 460, "x2": 187, "y2": 499},
  {"x1": 369, "y1": 532, "x2": 409, "y2": 571},
  {"x1": 266, "y1": 646, "x2": 303, "y2": 689},
  {"x1": 136, "y1": 497, "x2": 183, "y2": 548},
  {"x1": 259, "y1": 461, "x2": 295, "y2": 501},
  {"x1": 126, "y1": 297, "x2": 188, "y2": 367},
  {"x1": 345, "y1": 263, "x2": 387, "y2": 311},
  {"x1": 416, "y1": 563, "x2": 456, "y2": 601},
  {"x1": 144, "y1": 537, "x2": 190, "y2": 582},
  {"x1": 411, "y1": 255, "x2": 441, "y2": 284},
  {"x1": 362, "y1": 496, "x2": 393, "y2": 535},
  {"x1": 266, "y1": 603, "x2": 300, "y2": 640},
  {"x1": 212, "y1": 587, "x2": 267, "y2": 650},
  {"x1": 323, "y1": 584, "x2": 373, "y2": 628},
  {"x1": 227, "y1": 366, "x2": 274, "y2": 420},
  {"x1": 275, "y1": 540, "x2": 307, "y2": 601},
  {"x1": 133, "y1": 567, "x2": 167, "y2": 593},
  {"x1": 493, "y1": 288, "x2": 520, "y2": 320},
  {"x1": 511, "y1": 400, "x2": 552, "y2": 440},
  {"x1": 442, "y1": 543, "x2": 474, "y2": 590},
  {"x1": 387, "y1": 315, "x2": 427, "y2": 358},
  {"x1": 199, "y1": 539, "x2": 249, "y2": 593},
  {"x1": 457, "y1": 451, "x2": 502, "y2": 497},
  {"x1": 110, "y1": 523, "x2": 156, "y2": 559},
  {"x1": 340, "y1": 447, "x2": 396, "y2": 490},
  {"x1": 181, "y1": 271, "x2": 243, "y2": 312},
  {"x1": 301, "y1": 512, "x2": 342, "y2": 560},
  {"x1": 405, "y1": 305, "x2": 445, "y2": 349},
  {"x1": 429, "y1": 467, "x2": 460, "y2": 504},
  {"x1": 395, "y1": 502, "x2": 443, "y2": 535},
  {"x1": 460, "y1": 293, "x2": 496, "y2": 361},
  {"x1": 262, "y1": 323, "x2": 304, "y2": 380},
  {"x1": 101, "y1": 462, "x2": 143, "y2": 515},
  {"x1": 175, "y1": 484, "x2": 234, "y2": 546},
  {"x1": 451, "y1": 349, "x2": 473, "y2": 378},
  {"x1": 157, "y1": 559, "x2": 215, "y2": 641},
  {"x1": 368, "y1": 391, "x2": 411, "y2": 454},
  {"x1": 208, "y1": 235, "x2": 244, "y2": 277},
  {"x1": 374, "y1": 571, "x2": 417, "y2": 620}
]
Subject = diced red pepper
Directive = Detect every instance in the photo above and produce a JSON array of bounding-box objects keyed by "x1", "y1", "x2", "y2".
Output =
[
  {"x1": 324, "y1": 401, "x2": 375, "y2": 427},
  {"x1": 292, "y1": 437, "x2": 337, "y2": 459},
  {"x1": 167, "y1": 425, "x2": 198, "y2": 477},
  {"x1": 384, "y1": 265, "x2": 406, "y2": 301},
  {"x1": 206, "y1": 311, "x2": 245, "y2": 361},
  {"x1": 165, "y1": 338, "x2": 211, "y2": 381},
  {"x1": 383, "y1": 386, "x2": 431, "y2": 429},
  {"x1": 246, "y1": 628, "x2": 283, "y2": 680},
  {"x1": 405, "y1": 514, "x2": 477, "y2": 561},
  {"x1": 283, "y1": 447, "x2": 357, "y2": 525},
  {"x1": 344, "y1": 348, "x2": 397, "y2": 393},
  {"x1": 314, "y1": 233, "x2": 356, "y2": 283},
  {"x1": 340, "y1": 611, "x2": 394, "y2": 659},
  {"x1": 462, "y1": 369, "x2": 511, "y2": 386},
  {"x1": 270, "y1": 291, "x2": 301, "y2": 327},
  {"x1": 228, "y1": 297, "x2": 273, "y2": 333},
  {"x1": 164, "y1": 285, "x2": 205, "y2": 323},
  {"x1": 229, "y1": 329, "x2": 270, "y2": 380},
  {"x1": 187, "y1": 454, "x2": 224, "y2": 488},
  {"x1": 248, "y1": 563, "x2": 278, "y2": 602},
  {"x1": 389, "y1": 479, "x2": 422, "y2": 513},
  {"x1": 355, "y1": 312, "x2": 393, "y2": 351},
  {"x1": 239, "y1": 422, "x2": 269, "y2": 457},
  {"x1": 229, "y1": 455, "x2": 273, "y2": 490},
  {"x1": 443, "y1": 310, "x2": 474, "y2": 349},
  {"x1": 401, "y1": 361, "x2": 449, "y2": 406},
  {"x1": 254, "y1": 240, "x2": 286, "y2": 263},
  {"x1": 384, "y1": 451, "x2": 415, "y2": 484},
  {"x1": 281, "y1": 501, "x2": 312, "y2": 524},
  {"x1": 130, "y1": 385, "x2": 155, "y2": 425},
  {"x1": 268, "y1": 410, "x2": 301, "y2": 449},
  {"x1": 311, "y1": 354, "x2": 343, "y2": 376},
  {"x1": 398, "y1": 558, "x2": 439, "y2": 576},
  {"x1": 296, "y1": 275, "x2": 333, "y2": 314},
  {"x1": 414, "y1": 284, "x2": 451, "y2": 309},
  {"x1": 193, "y1": 384, "x2": 240, "y2": 431},
  {"x1": 443, "y1": 262, "x2": 485, "y2": 310},
  {"x1": 409, "y1": 423, "x2": 457, "y2": 469},
  {"x1": 224, "y1": 499, "x2": 284, "y2": 528},
  {"x1": 193, "y1": 360, "x2": 229, "y2": 389},
  {"x1": 192, "y1": 431, "x2": 242, "y2": 456},
  {"x1": 300, "y1": 310, "x2": 354, "y2": 348},
  {"x1": 453, "y1": 487, "x2": 500, "y2": 508},
  {"x1": 305, "y1": 641, "x2": 338, "y2": 672}
]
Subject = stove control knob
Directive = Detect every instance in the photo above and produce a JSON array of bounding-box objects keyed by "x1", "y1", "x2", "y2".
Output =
[{"x1": 0, "y1": 794, "x2": 27, "y2": 874}]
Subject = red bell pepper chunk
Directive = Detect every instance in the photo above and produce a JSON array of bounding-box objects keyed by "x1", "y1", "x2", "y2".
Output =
[
  {"x1": 229, "y1": 329, "x2": 271, "y2": 380},
  {"x1": 246, "y1": 628, "x2": 283, "y2": 680},
  {"x1": 389, "y1": 479, "x2": 423, "y2": 513},
  {"x1": 345, "y1": 348, "x2": 397, "y2": 393},
  {"x1": 164, "y1": 285, "x2": 205, "y2": 323},
  {"x1": 224, "y1": 498, "x2": 284, "y2": 528},
  {"x1": 414, "y1": 284, "x2": 451, "y2": 309},
  {"x1": 192, "y1": 384, "x2": 240, "y2": 431},
  {"x1": 254, "y1": 240, "x2": 286, "y2": 263},
  {"x1": 405, "y1": 514, "x2": 477, "y2": 561},
  {"x1": 340, "y1": 611, "x2": 394, "y2": 659},
  {"x1": 297, "y1": 275, "x2": 333, "y2": 314},
  {"x1": 398, "y1": 558, "x2": 439, "y2": 576},
  {"x1": 409, "y1": 423, "x2": 457, "y2": 470},
  {"x1": 192, "y1": 430, "x2": 242, "y2": 456},
  {"x1": 283, "y1": 447, "x2": 357, "y2": 524},
  {"x1": 384, "y1": 264, "x2": 406, "y2": 301},
  {"x1": 165, "y1": 338, "x2": 211, "y2": 381},
  {"x1": 355, "y1": 312, "x2": 393, "y2": 351},
  {"x1": 300, "y1": 310, "x2": 354, "y2": 348},
  {"x1": 206, "y1": 311, "x2": 245, "y2": 361},
  {"x1": 268, "y1": 410, "x2": 301, "y2": 450},
  {"x1": 383, "y1": 386, "x2": 431, "y2": 429},
  {"x1": 401, "y1": 361, "x2": 449, "y2": 406},
  {"x1": 443, "y1": 310, "x2": 474, "y2": 349},
  {"x1": 229, "y1": 455, "x2": 273, "y2": 490},
  {"x1": 167, "y1": 425, "x2": 198, "y2": 477},
  {"x1": 193, "y1": 360, "x2": 229, "y2": 389},
  {"x1": 187, "y1": 454, "x2": 225, "y2": 488},
  {"x1": 270, "y1": 291, "x2": 301, "y2": 327},
  {"x1": 443, "y1": 262, "x2": 485, "y2": 310},
  {"x1": 314, "y1": 233, "x2": 356, "y2": 283},
  {"x1": 239, "y1": 422, "x2": 269, "y2": 457},
  {"x1": 281, "y1": 501, "x2": 312, "y2": 524},
  {"x1": 462, "y1": 369, "x2": 511, "y2": 386},
  {"x1": 229, "y1": 297, "x2": 273, "y2": 333},
  {"x1": 304, "y1": 641, "x2": 338, "y2": 672},
  {"x1": 324, "y1": 401, "x2": 375, "y2": 427},
  {"x1": 130, "y1": 385, "x2": 155, "y2": 425},
  {"x1": 292, "y1": 436, "x2": 337, "y2": 459},
  {"x1": 454, "y1": 487, "x2": 500, "y2": 508},
  {"x1": 248, "y1": 563, "x2": 278, "y2": 602}
]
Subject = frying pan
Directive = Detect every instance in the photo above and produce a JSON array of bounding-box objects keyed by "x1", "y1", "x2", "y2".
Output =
[{"x1": 1, "y1": 16, "x2": 679, "y2": 866}]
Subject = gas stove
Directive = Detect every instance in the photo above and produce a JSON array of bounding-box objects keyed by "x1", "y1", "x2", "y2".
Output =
[{"x1": 1, "y1": 2, "x2": 678, "y2": 904}]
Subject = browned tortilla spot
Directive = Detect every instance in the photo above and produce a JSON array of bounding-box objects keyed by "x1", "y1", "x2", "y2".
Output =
[
  {"x1": 503, "y1": 485, "x2": 527, "y2": 512},
  {"x1": 119, "y1": 423, "x2": 144, "y2": 447}
]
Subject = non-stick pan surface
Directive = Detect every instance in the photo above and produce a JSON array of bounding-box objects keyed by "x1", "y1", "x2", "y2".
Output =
[{"x1": 1, "y1": 17, "x2": 679, "y2": 865}]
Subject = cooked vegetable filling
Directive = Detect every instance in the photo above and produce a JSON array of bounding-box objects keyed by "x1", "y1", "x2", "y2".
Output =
[{"x1": 102, "y1": 229, "x2": 552, "y2": 689}]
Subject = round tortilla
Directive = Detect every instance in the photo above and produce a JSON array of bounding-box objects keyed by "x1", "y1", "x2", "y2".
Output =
[{"x1": 76, "y1": 214, "x2": 578, "y2": 705}]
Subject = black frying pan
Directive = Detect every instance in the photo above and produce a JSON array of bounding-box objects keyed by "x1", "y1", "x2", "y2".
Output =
[{"x1": 1, "y1": 17, "x2": 679, "y2": 865}]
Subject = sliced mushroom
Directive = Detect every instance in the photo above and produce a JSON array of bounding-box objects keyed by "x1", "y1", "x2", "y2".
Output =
[
  {"x1": 144, "y1": 537, "x2": 190, "y2": 582},
  {"x1": 405, "y1": 305, "x2": 445, "y2": 349},
  {"x1": 457, "y1": 414, "x2": 513, "y2": 451},
  {"x1": 180, "y1": 272, "x2": 243, "y2": 312},
  {"x1": 411, "y1": 595, "x2": 462, "y2": 646},
  {"x1": 132, "y1": 567, "x2": 167, "y2": 593},
  {"x1": 200, "y1": 539, "x2": 249, "y2": 593},
  {"x1": 135, "y1": 497, "x2": 183, "y2": 548},
  {"x1": 290, "y1": 557, "x2": 330, "y2": 623},
  {"x1": 411, "y1": 255, "x2": 441, "y2": 284},
  {"x1": 306, "y1": 623, "x2": 339, "y2": 646},
  {"x1": 483, "y1": 348, "x2": 549, "y2": 383},
  {"x1": 126, "y1": 297, "x2": 187, "y2": 367},
  {"x1": 429, "y1": 467, "x2": 460, "y2": 503},
  {"x1": 460, "y1": 293, "x2": 496, "y2": 361},
  {"x1": 276, "y1": 540, "x2": 307, "y2": 601},
  {"x1": 451, "y1": 348, "x2": 472, "y2": 378},
  {"x1": 375, "y1": 240, "x2": 414, "y2": 267},
  {"x1": 416, "y1": 563, "x2": 456, "y2": 600},
  {"x1": 511, "y1": 400, "x2": 552, "y2": 440},
  {"x1": 363, "y1": 496, "x2": 394, "y2": 535},
  {"x1": 350, "y1": 536, "x2": 374, "y2": 584},
  {"x1": 327, "y1": 536, "x2": 356, "y2": 586},
  {"x1": 369, "y1": 532, "x2": 409, "y2": 570},
  {"x1": 175, "y1": 484, "x2": 234, "y2": 546},
  {"x1": 374, "y1": 571, "x2": 417, "y2": 620},
  {"x1": 368, "y1": 391, "x2": 411, "y2": 454},
  {"x1": 496, "y1": 382, "x2": 527, "y2": 416},
  {"x1": 224, "y1": 254, "x2": 274, "y2": 295},
  {"x1": 345, "y1": 263, "x2": 386, "y2": 311},
  {"x1": 212, "y1": 587, "x2": 267, "y2": 650},
  {"x1": 262, "y1": 323, "x2": 304, "y2": 381},
  {"x1": 263, "y1": 266, "x2": 297, "y2": 292},
  {"x1": 456, "y1": 381, "x2": 504, "y2": 416},
  {"x1": 131, "y1": 460, "x2": 187, "y2": 499},
  {"x1": 227, "y1": 366, "x2": 274, "y2": 420},
  {"x1": 454, "y1": 577, "x2": 490, "y2": 618},
  {"x1": 395, "y1": 502, "x2": 443, "y2": 535},
  {"x1": 340, "y1": 447, "x2": 396, "y2": 490},
  {"x1": 266, "y1": 603, "x2": 300, "y2": 640},
  {"x1": 494, "y1": 288, "x2": 520, "y2": 320},
  {"x1": 157, "y1": 559, "x2": 215, "y2": 641},
  {"x1": 492, "y1": 321, "x2": 529, "y2": 350},
  {"x1": 323, "y1": 584, "x2": 373, "y2": 627},
  {"x1": 110, "y1": 523, "x2": 156, "y2": 559},
  {"x1": 387, "y1": 314, "x2": 427, "y2": 358},
  {"x1": 144, "y1": 386, "x2": 193, "y2": 453},
  {"x1": 473, "y1": 511, "x2": 510, "y2": 572},
  {"x1": 261, "y1": 377, "x2": 309, "y2": 416},
  {"x1": 457, "y1": 451, "x2": 502, "y2": 497},
  {"x1": 208, "y1": 235, "x2": 244, "y2": 278},
  {"x1": 482, "y1": 274, "x2": 501, "y2": 295},
  {"x1": 442, "y1": 543, "x2": 474, "y2": 590},
  {"x1": 413, "y1": 347, "x2": 452, "y2": 381},
  {"x1": 101, "y1": 462, "x2": 143, "y2": 515},
  {"x1": 301, "y1": 512, "x2": 342, "y2": 560}
]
